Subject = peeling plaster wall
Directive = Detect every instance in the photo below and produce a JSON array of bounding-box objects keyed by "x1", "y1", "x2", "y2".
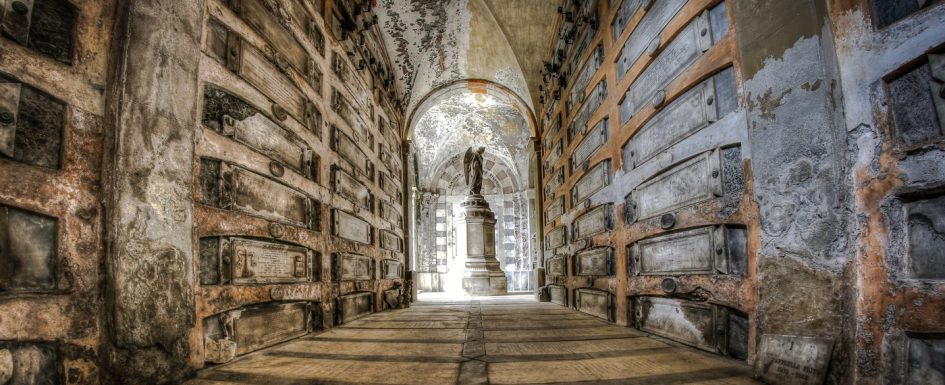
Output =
[{"x1": 376, "y1": 0, "x2": 537, "y2": 119}]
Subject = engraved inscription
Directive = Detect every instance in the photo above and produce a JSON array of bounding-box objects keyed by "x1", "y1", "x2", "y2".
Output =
[
  {"x1": 332, "y1": 166, "x2": 373, "y2": 212},
  {"x1": 631, "y1": 150, "x2": 723, "y2": 220},
  {"x1": 756, "y1": 335, "x2": 833, "y2": 385},
  {"x1": 629, "y1": 225, "x2": 747, "y2": 276},
  {"x1": 331, "y1": 209, "x2": 372, "y2": 244},
  {"x1": 621, "y1": 8, "x2": 716, "y2": 122},
  {"x1": 623, "y1": 68, "x2": 737, "y2": 169},
  {"x1": 203, "y1": 86, "x2": 317, "y2": 179},
  {"x1": 571, "y1": 81, "x2": 608, "y2": 139},
  {"x1": 218, "y1": 162, "x2": 318, "y2": 228},
  {"x1": 570, "y1": 45, "x2": 604, "y2": 109},
  {"x1": 572, "y1": 119, "x2": 609, "y2": 173},
  {"x1": 572, "y1": 204, "x2": 613, "y2": 240},
  {"x1": 332, "y1": 252, "x2": 373, "y2": 281},
  {"x1": 574, "y1": 247, "x2": 614, "y2": 276},
  {"x1": 331, "y1": 125, "x2": 374, "y2": 179},
  {"x1": 615, "y1": 0, "x2": 686, "y2": 79},
  {"x1": 228, "y1": 238, "x2": 312, "y2": 284},
  {"x1": 572, "y1": 160, "x2": 612, "y2": 206}
]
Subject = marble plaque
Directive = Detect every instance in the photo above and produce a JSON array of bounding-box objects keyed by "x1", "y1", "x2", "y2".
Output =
[
  {"x1": 611, "y1": 0, "x2": 643, "y2": 41},
  {"x1": 205, "y1": 86, "x2": 316, "y2": 180},
  {"x1": 574, "y1": 247, "x2": 614, "y2": 276},
  {"x1": 570, "y1": 44, "x2": 604, "y2": 108},
  {"x1": 332, "y1": 166, "x2": 373, "y2": 212},
  {"x1": 634, "y1": 296, "x2": 717, "y2": 351},
  {"x1": 332, "y1": 252, "x2": 373, "y2": 281},
  {"x1": 381, "y1": 259, "x2": 402, "y2": 279},
  {"x1": 631, "y1": 225, "x2": 747, "y2": 276},
  {"x1": 631, "y1": 150, "x2": 723, "y2": 220},
  {"x1": 571, "y1": 81, "x2": 607, "y2": 138},
  {"x1": 239, "y1": 43, "x2": 306, "y2": 120},
  {"x1": 331, "y1": 125, "x2": 373, "y2": 179},
  {"x1": 548, "y1": 285, "x2": 568, "y2": 306},
  {"x1": 227, "y1": 237, "x2": 311, "y2": 284},
  {"x1": 0, "y1": 205, "x2": 57, "y2": 291},
  {"x1": 888, "y1": 55, "x2": 945, "y2": 148},
  {"x1": 380, "y1": 172, "x2": 402, "y2": 201},
  {"x1": 574, "y1": 288, "x2": 613, "y2": 321},
  {"x1": 337, "y1": 291, "x2": 374, "y2": 323},
  {"x1": 571, "y1": 119, "x2": 609, "y2": 173},
  {"x1": 572, "y1": 204, "x2": 613, "y2": 241},
  {"x1": 623, "y1": 68, "x2": 737, "y2": 169},
  {"x1": 621, "y1": 10, "x2": 713, "y2": 123},
  {"x1": 222, "y1": 163, "x2": 314, "y2": 228},
  {"x1": 571, "y1": 159, "x2": 611, "y2": 206},
  {"x1": 546, "y1": 226, "x2": 568, "y2": 250},
  {"x1": 234, "y1": 302, "x2": 308, "y2": 355},
  {"x1": 756, "y1": 335, "x2": 834, "y2": 385},
  {"x1": 379, "y1": 229, "x2": 403, "y2": 253},
  {"x1": 905, "y1": 194, "x2": 945, "y2": 278},
  {"x1": 379, "y1": 200, "x2": 403, "y2": 229},
  {"x1": 546, "y1": 255, "x2": 567, "y2": 277},
  {"x1": 615, "y1": 0, "x2": 686, "y2": 80},
  {"x1": 546, "y1": 196, "x2": 565, "y2": 225},
  {"x1": 233, "y1": 0, "x2": 310, "y2": 77},
  {"x1": 544, "y1": 168, "x2": 565, "y2": 200},
  {"x1": 331, "y1": 209, "x2": 372, "y2": 244}
]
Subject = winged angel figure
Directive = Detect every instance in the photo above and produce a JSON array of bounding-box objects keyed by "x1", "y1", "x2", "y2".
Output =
[{"x1": 463, "y1": 146, "x2": 485, "y2": 196}]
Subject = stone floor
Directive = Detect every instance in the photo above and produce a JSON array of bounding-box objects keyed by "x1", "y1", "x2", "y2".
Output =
[{"x1": 187, "y1": 295, "x2": 759, "y2": 384}]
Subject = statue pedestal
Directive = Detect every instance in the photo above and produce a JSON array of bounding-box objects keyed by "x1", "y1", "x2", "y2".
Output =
[{"x1": 455, "y1": 194, "x2": 508, "y2": 296}]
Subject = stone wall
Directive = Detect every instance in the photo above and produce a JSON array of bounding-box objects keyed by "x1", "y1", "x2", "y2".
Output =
[
  {"x1": 538, "y1": 0, "x2": 944, "y2": 383},
  {"x1": 0, "y1": 0, "x2": 409, "y2": 383}
]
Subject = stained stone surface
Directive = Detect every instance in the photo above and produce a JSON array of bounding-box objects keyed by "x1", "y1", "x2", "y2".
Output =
[{"x1": 186, "y1": 296, "x2": 757, "y2": 385}]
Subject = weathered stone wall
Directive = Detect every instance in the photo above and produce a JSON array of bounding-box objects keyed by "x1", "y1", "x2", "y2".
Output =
[
  {"x1": 539, "y1": 0, "x2": 945, "y2": 383},
  {"x1": 1, "y1": 0, "x2": 408, "y2": 383},
  {"x1": 540, "y1": 0, "x2": 757, "y2": 363},
  {"x1": 0, "y1": 0, "x2": 114, "y2": 383}
]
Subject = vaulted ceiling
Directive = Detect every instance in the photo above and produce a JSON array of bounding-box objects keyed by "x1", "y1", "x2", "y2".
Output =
[{"x1": 376, "y1": 0, "x2": 557, "y2": 119}]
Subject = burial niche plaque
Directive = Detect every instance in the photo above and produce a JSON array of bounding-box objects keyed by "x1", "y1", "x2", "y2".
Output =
[
  {"x1": 337, "y1": 291, "x2": 374, "y2": 324},
  {"x1": 331, "y1": 209, "x2": 372, "y2": 244},
  {"x1": 223, "y1": 237, "x2": 314, "y2": 285},
  {"x1": 332, "y1": 252, "x2": 374, "y2": 281},
  {"x1": 574, "y1": 288, "x2": 614, "y2": 321},
  {"x1": 755, "y1": 334, "x2": 833, "y2": 385},
  {"x1": 574, "y1": 247, "x2": 614, "y2": 276}
]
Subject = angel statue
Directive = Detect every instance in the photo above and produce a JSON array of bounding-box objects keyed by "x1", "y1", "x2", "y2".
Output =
[{"x1": 463, "y1": 146, "x2": 485, "y2": 196}]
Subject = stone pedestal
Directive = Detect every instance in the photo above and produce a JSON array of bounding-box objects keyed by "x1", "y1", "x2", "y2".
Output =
[{"x1": 455, "y1": 194, "x2": 508, "y2": 295}]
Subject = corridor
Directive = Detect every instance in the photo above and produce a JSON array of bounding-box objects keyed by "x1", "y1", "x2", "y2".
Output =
[{"x1": 186, "y1": 296, "x2": 758, "y2": 385}]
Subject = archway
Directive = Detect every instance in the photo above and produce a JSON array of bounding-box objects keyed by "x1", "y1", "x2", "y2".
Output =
[{"x1": 406, "y1": 80, "x2": 541, "y2": 295}]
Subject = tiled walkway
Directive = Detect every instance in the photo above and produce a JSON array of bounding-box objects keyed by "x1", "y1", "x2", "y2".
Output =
[{"x1": 188, "y1": 295, "x2": 759, "y2": 384}]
